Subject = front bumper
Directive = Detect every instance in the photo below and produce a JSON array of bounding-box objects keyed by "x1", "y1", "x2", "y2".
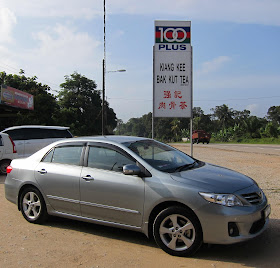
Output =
[{"x1": 196, "y1": 198, "x2": 270, "y2": 245}]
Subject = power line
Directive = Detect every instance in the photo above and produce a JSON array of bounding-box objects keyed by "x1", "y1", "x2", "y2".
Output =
[
  {"x1": 195, "y1": 96, "x2": 280, "y2": 102},
  {"x1": 0, "y1": 61, "x2": 61, "y2": 91}
]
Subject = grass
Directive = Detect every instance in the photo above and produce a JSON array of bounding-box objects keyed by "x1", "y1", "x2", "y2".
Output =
[
  {"x1": 177, "y1": 137, "x2": 280, "y2": 145},
  {"x1": 210, "y1": 137, "x2": 280, "y2": 145}
]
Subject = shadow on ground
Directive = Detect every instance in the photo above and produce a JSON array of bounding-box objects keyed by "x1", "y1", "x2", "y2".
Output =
[{"x1": 46, "y1": 215, "x2": 280, "y2": 267}]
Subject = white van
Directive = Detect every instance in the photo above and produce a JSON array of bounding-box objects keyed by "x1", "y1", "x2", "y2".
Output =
[
  {"x1": 0, "y1": 133, "x2": 18, "y2": 173},
  {"x1": 1, "y1": 125, "x2": 73, "y2": 158}
]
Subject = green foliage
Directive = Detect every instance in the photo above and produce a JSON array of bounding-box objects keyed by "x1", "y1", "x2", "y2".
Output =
[
  {"x1": 0, "y1": 71, "x2": 117, "y2": 136},
  {"x1": 57, "y1": 72, "x2": 117, "y2": 136},
  {"x1": 1, "y1": 70, "x2": 279, "y2": 143},
  {"x1": 267, "y1": 106, "x2": 280, "y2": 124},
  {"x1": 0, "y1": 71, "x2": 58, "y2": 128},
  {"x1": 116, "y1": 105, "x2": 280, "y2": 144}
]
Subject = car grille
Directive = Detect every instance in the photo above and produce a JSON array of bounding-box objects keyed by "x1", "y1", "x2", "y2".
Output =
[{"x1": 241, "y1": 191, "x2": 263, "y2": 205}]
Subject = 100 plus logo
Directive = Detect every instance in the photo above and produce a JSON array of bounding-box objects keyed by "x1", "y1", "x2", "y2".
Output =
[{"x1": 155, "y1": 26, "x2": 190, "y2": 43}]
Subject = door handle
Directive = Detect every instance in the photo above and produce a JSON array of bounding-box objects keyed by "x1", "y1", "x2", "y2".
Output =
[
  {"x1": 38, "y1": 169, "x2": 47, "y2": 174},
  {"x1": 82, "y1": 175, "x2": 94, "y2": 181}
]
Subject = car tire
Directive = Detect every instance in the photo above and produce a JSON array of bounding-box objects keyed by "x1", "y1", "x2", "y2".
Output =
[
  {"x1": 153, "y1": 206, "x2": 203, "y2": 257},
  {"x1": 0, "y1": 160, "x2": 11, "y2": 174},
  {"x1": 20, "y1": 187, "x2": 48, "y2": 224}
]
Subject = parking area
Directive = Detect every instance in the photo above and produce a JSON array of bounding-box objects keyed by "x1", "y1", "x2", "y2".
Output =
[{"x1": 1, "y1": 145, "x2": 280, "y2": 268}]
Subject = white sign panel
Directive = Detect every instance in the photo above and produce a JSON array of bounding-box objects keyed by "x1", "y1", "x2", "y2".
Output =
[{"x1": 153, "y1": 20, "x2": 192, "y2": 118}]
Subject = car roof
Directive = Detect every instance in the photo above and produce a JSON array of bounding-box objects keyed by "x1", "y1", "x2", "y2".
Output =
[
  {"x1": 2, "y1": 125, "x2": 70, "y2": 131},
  {"x1": 0, "y1": 132, "x2": 9, "y2": 137},
  {"x1": 69, "y1": 135, "x2": 150, "y2": 144}
]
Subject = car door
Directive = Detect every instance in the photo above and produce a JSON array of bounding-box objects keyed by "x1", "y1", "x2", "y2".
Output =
[
  {"x1": 80, "y1": 143, "x2": 145, "y2": 227},
  {"x1": 23, "y1": 128, "x2": 51, "y2": 157},
  {"x1": 34, "y1": 143, "x2": 85, "y2": 216}
]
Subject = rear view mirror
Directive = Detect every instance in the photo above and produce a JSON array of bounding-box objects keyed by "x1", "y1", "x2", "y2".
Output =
[{"x1": 123, "y1": 164, "x2": 141, "y2": 176}]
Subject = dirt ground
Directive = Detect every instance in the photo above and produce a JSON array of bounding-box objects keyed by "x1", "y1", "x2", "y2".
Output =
[{"x1": 1, "y1": 145, "x2": 279, "y2": 268}]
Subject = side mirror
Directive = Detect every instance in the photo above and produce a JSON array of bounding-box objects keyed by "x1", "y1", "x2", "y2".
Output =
[{"x1": 123, "y1": 164, "x2": 141, "y2": 176}]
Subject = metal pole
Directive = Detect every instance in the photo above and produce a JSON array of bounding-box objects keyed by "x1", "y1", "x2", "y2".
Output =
[
  {"x1": 102, "y1": 59, "x2": 105, "y2": 135},
  {"x1": 102, "y1": 0, "x2": 106, "y2": 135},
  {"x1": 152, "y1": 114, "x2": 154, "y2": 139},
  {"x1": 190, "y1": 118, "x2": 193, "y2": 156},
  {"x1": 190, "y1": 46, "x2": 193, "y2": 157}
]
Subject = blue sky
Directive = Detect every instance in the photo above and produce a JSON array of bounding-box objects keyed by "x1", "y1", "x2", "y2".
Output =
[{"x1": 1, "y1": 0, "x2": 280, "y2": 122}]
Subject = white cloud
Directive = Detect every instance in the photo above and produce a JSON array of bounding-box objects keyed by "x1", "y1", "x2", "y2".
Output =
[
  {"x1": 196, "y1": 74, "x2": 280, "y2": 91},
  {"x1": 10, "y1": 24, "x2": 103, "y2": 90},
  {"x1": 246, "y1": 103, "x2": 260, "y2": 115},
  {"x1": 109, "y1": 0, "x2": 280, "y2": 26},
  {"x1": 196, "y1": 56, "x2": 231, "y2": 76},
  {"x1": 2, "y1": 0, "x2": 280, "y2": 26},
  {"x1": 2, "y1": 0, "x2": 102, "y2": 20},
  {"x1": 0, "y1": 8, "x2": 17, "y2": 43}
]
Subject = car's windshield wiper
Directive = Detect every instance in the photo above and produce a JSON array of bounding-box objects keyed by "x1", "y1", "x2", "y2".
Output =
[{"x1": 174, "y1": 161, "x2": 197, "y2": 172}]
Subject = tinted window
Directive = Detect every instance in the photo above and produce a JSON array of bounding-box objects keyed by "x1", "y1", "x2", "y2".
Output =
[
  {"x1": 52, "y1": 129, "x2": 73, "y2": 138},
  {"x1": 5, "y1": 129, "x2": 26, "y2": 140},
  {"x1": 87, "y1": 146, "x2": 135, "y2": 172},
  {"x1": 4, "y1": 128, "x2": 72, "y2": 140},
  {"x1": 43, "y1": 146, "x2": 83, "y2": 166},
  {"x1": 0, "y1": 136, "x2": 3, "y2": 146}
]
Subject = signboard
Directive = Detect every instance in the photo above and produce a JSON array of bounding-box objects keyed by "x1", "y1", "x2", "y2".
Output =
[
  {"x1": 153, "y1": 20, "x2": 192, "y2": 118},
  {"x1": 0, "y1": 85, "x2": 34, "y2": 110}
]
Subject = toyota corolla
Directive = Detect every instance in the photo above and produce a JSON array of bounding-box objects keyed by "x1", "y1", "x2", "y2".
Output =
[{"x1": 5, "y1": 136, "x2": 270, "y2": 256}]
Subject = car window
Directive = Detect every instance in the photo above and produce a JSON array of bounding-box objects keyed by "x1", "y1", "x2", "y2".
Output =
[
  {"x1": 87, "y1": 146, "x2": 135, "y2": 172},
  {"x1": 0, "y1": 135, "x2": 3, "y2": 146},
  {"x1": 43, "y1": 146, "x2": 83, "y2": 166},
  {"x1": 4, "y1": 128, "x2": 72, "y2": 140},
  {"x1": 124, "y1": 140, "x2": 195, "y2": 173},
  {"x1": 42, "y1": 149, "x2": 54, "y2": 162},
  {"x1": 4, "y1": 129, "x2": 26, "y2": 140}
]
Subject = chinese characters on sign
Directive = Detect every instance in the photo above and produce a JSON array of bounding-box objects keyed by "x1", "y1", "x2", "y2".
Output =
[{"x1": 153, "y1": 21, "x2": 192, "y2": 118}]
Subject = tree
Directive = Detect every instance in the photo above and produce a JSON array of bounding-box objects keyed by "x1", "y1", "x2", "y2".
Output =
[
  {"x1": 192, "y1": 107, "x2": 212, "y2": 132},
  {"x1": 171, "y1": 119, "x2": 181, "y2": 141},
  {"x1": 57, "y1": 72, "x2": 117, "y2": 136},
  {"x1": 264, "y1": 122, "x2": 279, "y2": 138},
  {"x1": 211, "y1": 104, "x2": 234, "y2": 131},
  {"x1": 244, "y1": 116, "x2": 266, "y2": 138},
  {"x1": 267, "y1": 106, "x2": 280, "y2": 124},
  {"x1": 0, "y1": 71, "x2": 58, "y2": 127}
]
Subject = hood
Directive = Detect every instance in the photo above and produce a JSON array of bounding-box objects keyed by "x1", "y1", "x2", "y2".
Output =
[{"x1": 170, "y1": 163, "x2": 255, "y2": 193}]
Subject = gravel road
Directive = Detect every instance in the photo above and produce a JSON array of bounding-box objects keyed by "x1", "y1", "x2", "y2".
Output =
[{"x1": 1, "y1": 145, "x2": 279, "y2": 268}]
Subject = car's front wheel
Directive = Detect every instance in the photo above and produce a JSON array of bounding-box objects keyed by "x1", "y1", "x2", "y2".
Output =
[
  {"x1": 153, "y1": 206, "x2": 203, "y2": 257},
  {"x1": 20, "y1": 187, "x2": 48, "y2": 224}
]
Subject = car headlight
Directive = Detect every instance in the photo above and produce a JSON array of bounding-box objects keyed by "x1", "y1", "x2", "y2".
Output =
[{"x1": 199, "y1": 192, "x2": 243, "y2": 207}]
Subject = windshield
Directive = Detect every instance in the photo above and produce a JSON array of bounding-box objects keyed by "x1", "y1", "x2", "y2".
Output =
[{"x1": 123, "y1": 140, "x2": 196, "y2": 173}]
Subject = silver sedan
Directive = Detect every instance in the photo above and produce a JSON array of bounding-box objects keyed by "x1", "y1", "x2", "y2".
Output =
[{"x1": 5, "y1": 136, "x2": 270, "y2": 256}]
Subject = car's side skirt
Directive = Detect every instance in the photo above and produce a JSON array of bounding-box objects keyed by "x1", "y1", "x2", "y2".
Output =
[{"x1": 48, "y1": 209, "x2": 143, "y2": 233}]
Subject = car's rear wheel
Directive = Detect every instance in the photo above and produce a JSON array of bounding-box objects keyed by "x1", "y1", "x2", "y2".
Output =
[
  {"x1": 0, "y1": 160, "x2": 10, "y2": 174},
  {"x1": 153, "y1": 206, "x2": 203, "y2": 257},
  {"x1": 20, "y1": 187, "x2": 48, "y2": 224}
]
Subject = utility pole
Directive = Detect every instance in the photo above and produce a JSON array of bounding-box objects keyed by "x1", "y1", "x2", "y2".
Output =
[{"x1": 102, "y1": 0, "x2": 106, "y2": 135}]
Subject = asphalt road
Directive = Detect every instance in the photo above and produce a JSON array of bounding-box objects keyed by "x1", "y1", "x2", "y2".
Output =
[{"x1": 191, "y1": 143, "x2": 280, "y2": 156}]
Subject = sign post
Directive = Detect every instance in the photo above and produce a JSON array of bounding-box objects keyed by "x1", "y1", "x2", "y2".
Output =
[{"x1": 153, "y1": 20, "x2": 193, "y2": 155}]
